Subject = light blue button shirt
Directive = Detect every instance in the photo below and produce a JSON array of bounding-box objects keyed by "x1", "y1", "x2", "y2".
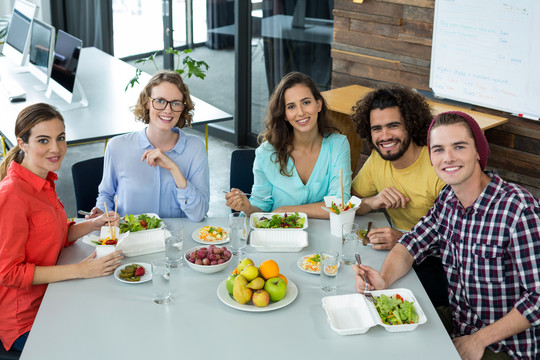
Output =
[
  {"x1": 250, "y1": 133, "x2": 352, "y2": 211},
  {"x1": 96, "y1": 128, "x2": 210, "y2": 221}
]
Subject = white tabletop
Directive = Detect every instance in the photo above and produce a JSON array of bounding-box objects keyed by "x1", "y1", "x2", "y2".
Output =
[
  {"x1": 20, "y1": 213, "x2": 460, "y2": 359},
  {"x1": 0, "y1": 48, "x2": 232, "y2": 147}
]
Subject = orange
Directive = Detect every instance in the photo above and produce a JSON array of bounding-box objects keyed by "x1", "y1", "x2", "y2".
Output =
[
  {"x1": 259, "y1": 260, "x2": 279, "y2": 280},
  {"x1": 277, "y1": 273, "x2": 288, "y2": 285},
  {"x1": 232, "y1": 268, "x2": 239, "y2": 275}
]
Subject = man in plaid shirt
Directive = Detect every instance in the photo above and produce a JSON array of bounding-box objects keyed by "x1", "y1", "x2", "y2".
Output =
[{"x1": 353, "y1": 111, "x2": 539, "y2": 360}]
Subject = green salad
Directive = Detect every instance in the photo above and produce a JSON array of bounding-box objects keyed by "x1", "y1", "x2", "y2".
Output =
[
  {"x1": 374, "y1": 294, "x2": 419, "y2": 325},
  {"x1": 253, "y1": 212, "x2": 305, "y2": 229},
  {"x1": 119, "y1": 214, "x2": 162, "y2": 233}
]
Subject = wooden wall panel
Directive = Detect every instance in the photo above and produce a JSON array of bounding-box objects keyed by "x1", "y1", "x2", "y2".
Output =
[{"x1": 330, "y1": 0, "x2": 540, "y2": 193}]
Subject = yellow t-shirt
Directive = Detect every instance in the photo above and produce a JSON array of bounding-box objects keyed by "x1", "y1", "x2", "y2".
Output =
[{"x1": 352, "y1": 146, "x2": 445, "y2": 231}]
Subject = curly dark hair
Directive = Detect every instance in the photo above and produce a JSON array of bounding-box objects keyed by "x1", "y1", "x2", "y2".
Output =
[
  {"x1": 131, "y1": 70, "x2": 194, "y2": 128},
  {"x1": 259, "y1": 72, "x2": 339, "y2": 176},
  {"x1": 351, "y1": 86, "x2": 433, "y2": 148}
]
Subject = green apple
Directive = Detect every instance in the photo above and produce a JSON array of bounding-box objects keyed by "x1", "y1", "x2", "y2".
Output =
[
  {"x1": 226, "y1": 274, "x2": 238, "y2": 295},
  {"x1": 264, "y1": 277, "x2": 287, "y2": 302},
  {"x1": 240, "y1": 264, "x2": 259, "y2": 282},
  {"x1": 237, "y1": 258, "x2": 254, "y2": 273},
  {"x1": 252, "y1": 289, "x2": 270, "y2": 307}
]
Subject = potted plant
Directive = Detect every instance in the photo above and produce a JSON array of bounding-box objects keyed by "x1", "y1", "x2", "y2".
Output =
[{"x1": 125, "y1": 48, "x2": 209, "y2": 91}]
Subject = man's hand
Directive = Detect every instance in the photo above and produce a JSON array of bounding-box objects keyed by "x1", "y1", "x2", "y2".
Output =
[
  {"x1": 367, "y1": 227, "x2": 404, "y2": 250},
  {"x1": 372, "y1": 187, "x2": 410, "y2": 210},
  {"x1": 453, "y1": 335, "x2": 485, "y2": 360},
  {"x1": 85, "y1": 207, "x2": 104, "y2": 220},
  {"x1": 352, "y1": 264, "x2": 386, "y2": 293}
]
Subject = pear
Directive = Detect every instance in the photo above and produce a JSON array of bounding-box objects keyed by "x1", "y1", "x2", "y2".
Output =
[
  {"x1": 237, "y1": 258, "x2": 254, "y2": 273},
  {"x1": 246, "y1": 276, "x2": 265, "y2": 290},
  {"x1": 240, "y1": 264, "x2": 259, "y2": 282},
  {"x1": 233, "y1": 275, "x2": 252, "y2": 304}
]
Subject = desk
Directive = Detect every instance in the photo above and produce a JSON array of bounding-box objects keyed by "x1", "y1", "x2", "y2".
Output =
[
  {"x1": 0, "y1": 48, "x2": 232, "y2": 152},
  {"x1": 322, "y1": 85, "x2": 509, "y2": 170},
  {"x1": 21, "y1": 214, "x2": 460, "y2": 360}
]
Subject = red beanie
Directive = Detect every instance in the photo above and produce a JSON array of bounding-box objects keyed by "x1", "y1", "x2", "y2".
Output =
[{"x1": 427, "y1": 111, "x2": 490, "y2": 170}]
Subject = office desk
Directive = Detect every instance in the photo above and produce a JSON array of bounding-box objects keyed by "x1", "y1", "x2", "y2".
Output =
[
  {"x1": 322, "y1": 85, "x2": 509, "y2": 170},
  {"x1": 21, "y1": 214, "x2": 460, "y2": 360},
  {"x1": 0, "y1": 48, "x2": 232, "y2": 151}
]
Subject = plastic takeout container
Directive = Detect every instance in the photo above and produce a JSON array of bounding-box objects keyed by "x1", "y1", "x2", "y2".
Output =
[
  {"x1": 250, "y1": 230, "x2": 308, "y2": 252},
  {"x1": 321, "y1": 288, "x2": 427, "y2": 335},
  {"x1": 321, "y1": 196, "x2": 362, "y2": 237},
  {"x1": 250, "y1": 212, "x2": 308, "y2": 231}
]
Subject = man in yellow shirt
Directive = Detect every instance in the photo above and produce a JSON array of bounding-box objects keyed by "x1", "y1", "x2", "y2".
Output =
[{"x1": 351, "y1": 86, "x2": 447, "y2": 306}]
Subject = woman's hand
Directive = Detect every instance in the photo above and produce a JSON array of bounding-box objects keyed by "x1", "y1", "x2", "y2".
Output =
[
  {"x1": 78, "y1": 250, "x2": 123, "y2": 278},
  {"x1": 88, "y1": 211, "x2": 119, "y2": 232},
  {"x1": 142, "y1": 148, "x2": 176, "y2": 171},
  {"x1": 225, "y1": 188, "x2": 251, "y2": 213},
  {"x1": 84, "y1": 207, "x2": 104, "y2": 219}
]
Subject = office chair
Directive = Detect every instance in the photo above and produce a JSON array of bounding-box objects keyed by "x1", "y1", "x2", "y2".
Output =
[
  {"x1": 71, "y1": 157, "x2": 104, "y2": 216},
  {"x1": 0, "y1": 346, "x2": 21, "y2": 360},
  {"x1": 229, "y1": 149, "x2": 256, "y2": 196}
]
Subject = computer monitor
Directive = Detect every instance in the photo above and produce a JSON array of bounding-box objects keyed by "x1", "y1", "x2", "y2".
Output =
[
  {"x1": 28, "y1": 19, "x2": 55, "y2": 87},
  {"x1": 47, "y1": 30, "x2": 83, "y2": 104},
  {"x1": 2, "y1": 0, "x2": 37, "y2": 66}
]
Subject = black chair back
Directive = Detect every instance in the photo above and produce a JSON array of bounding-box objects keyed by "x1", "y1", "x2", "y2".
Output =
[
  {"x1": 71, "y1": 157, "x2": 104, "y2": 215},
  {"x1": 229, "y1": 149, "x2": 255, "y2": 195},
  {"x1": 0, "y1": 346, "x2": 21, "y2": 360}
]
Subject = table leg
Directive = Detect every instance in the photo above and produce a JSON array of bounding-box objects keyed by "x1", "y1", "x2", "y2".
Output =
[{"x1": 205, "y1": 124, "x2": 209, "y2": 154}]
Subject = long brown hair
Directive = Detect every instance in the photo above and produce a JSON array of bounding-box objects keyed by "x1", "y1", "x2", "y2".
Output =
[
  {"x1": 259, "y1": 72, "x2": 339, "y2": 176},
  {"x1": 131, "y1": 70, "x2": 194, "y2": 128},
  {"x1": 0, "y1": 103, "x2": 64, "y2": 180}
]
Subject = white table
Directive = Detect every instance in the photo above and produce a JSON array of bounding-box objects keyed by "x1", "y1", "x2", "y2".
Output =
[
  {"x1": 0, "y1": 48, "x2": 232, "y2": 149},
  {"x1": 20, "y1": 213, "x2": 460, "y2": 359}
]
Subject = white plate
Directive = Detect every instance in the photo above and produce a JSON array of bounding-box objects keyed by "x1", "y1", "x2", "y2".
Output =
[
  {"x1": 192, "y1": 226, "x2": 230, "y2": 245},
  {"x1": 216, "y1": 279, "x2": 298, "y2": 312},
  {"x1": 114, "y1": 262, "x2": 152, "y2": 284},
  {"x1": 297, "y1": 254, "x2": 341, "y2": 275}
]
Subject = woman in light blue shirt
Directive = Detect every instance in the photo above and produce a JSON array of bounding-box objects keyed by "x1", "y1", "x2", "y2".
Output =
[
  {"x1": 87, "y1": 71, "x2": 209, "y2": 221},
  {"x1": 226, "y1": 72, "x2": 351, "y2": 218}
]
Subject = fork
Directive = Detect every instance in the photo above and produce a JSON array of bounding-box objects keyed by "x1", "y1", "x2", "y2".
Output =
[
  {"x1": 355, "y1": 253, "x2": 375, "y2": 303},
  {"x1": 222, "y1": 190, "x2": 272, "y2": 201}
]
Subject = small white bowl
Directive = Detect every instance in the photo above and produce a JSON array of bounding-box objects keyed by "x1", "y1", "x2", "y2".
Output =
[{"x1": 184, "y1": 245, "x2": 233, "y2": 274}]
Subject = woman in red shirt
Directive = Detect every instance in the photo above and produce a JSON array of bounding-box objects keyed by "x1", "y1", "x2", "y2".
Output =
[{"x1": 0, "y1": 103, "x2": 123, "y2": 352}]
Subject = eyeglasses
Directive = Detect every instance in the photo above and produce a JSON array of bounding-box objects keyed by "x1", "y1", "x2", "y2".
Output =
[{"x1": 149, "y1": 97, "x2": 185, "y2": 112}]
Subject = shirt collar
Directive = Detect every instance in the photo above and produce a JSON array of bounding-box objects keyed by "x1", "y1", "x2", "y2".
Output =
[
  {"x1": 9, "y1": 161, "x2": 57, "y2": 191},
  {"x1": 138, "y1": 127, "x2": 185, "y2": 154},
  {"x1": 449, "y1": 171, "x2": 499, "y2": 215}
]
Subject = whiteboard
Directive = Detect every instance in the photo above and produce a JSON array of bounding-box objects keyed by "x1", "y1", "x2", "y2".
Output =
[{"x1": 430, "y1": 0, "x2": 540, "y2": 120}]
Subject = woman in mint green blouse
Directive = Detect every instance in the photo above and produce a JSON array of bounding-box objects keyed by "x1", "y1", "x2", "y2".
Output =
[{"x1": 226, "y1": 72, "x2": 351, "y2": 218}]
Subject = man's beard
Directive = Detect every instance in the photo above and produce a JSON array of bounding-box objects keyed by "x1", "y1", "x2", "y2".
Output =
[{"x1": 374, "y1": 133, "x2": 412, "y2": 161}]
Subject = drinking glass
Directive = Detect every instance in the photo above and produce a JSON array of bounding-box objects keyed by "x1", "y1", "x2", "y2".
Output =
[
  {"x1": 320, "y1": 251, "x2": 339, "y2": 293},
  {"x1": 342, "y1": 223, "x2": 360, "y2": 265},
  {"x1": 152, "y1": 259, "x2": 171, "y2": 304},
  {"x1": 229, "y1": 212, "x2": 248, "y2": 256},
  {"x1": 165, "y1": 225, "x2": 183, "y2": 268}
]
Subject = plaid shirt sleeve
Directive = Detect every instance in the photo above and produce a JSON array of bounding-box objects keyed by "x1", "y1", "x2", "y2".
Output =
[{"x1": 511, "y1": 201, "x2": 540, "y2": 327}]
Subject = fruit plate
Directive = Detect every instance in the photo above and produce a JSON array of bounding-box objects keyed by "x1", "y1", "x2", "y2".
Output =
[
  {"x1": 192, "y1": 226, "x2": 230, "y2": 245},
  {"x1": 297, "y1": 254, "x2": 340, "y2": 275},
  {"x1": 114, "y1": 262, "x2": 152, "y2": 284},
  {"x1": 250, "y1": 230, "x2": 308, "y2": 252},
  {"x1": 250, "y1": 212, "x2": 308, "y2": 231},
  {"x1": 216, "y1": 279, "x2": 298, "y2": 312},
  {"x1": 321, "y1": 288, "x2": 427, "y2": 335}
]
